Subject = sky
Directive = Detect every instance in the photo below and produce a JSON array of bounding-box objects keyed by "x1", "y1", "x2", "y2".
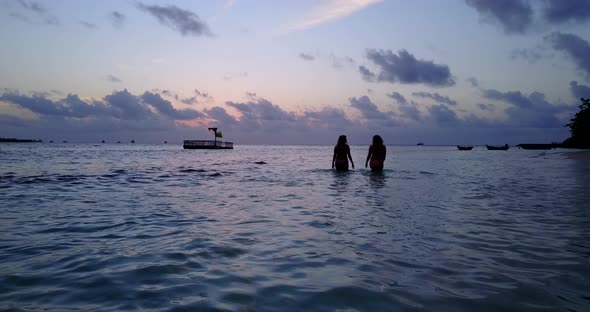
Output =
[{"x1": 1, "y1": 0, "x2": 590, "y2": 145}]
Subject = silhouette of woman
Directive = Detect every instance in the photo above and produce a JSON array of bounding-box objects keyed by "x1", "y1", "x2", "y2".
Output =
[
  {"x1": 332, "y1": 135, "x2": 354, "y2": 171},
  {"x1": 365, "y1": 135, "x2": 386, "y2": 171}
]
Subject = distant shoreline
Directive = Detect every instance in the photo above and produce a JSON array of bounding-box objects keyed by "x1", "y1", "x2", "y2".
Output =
[{"x1": 0, "y1": 138, "x2": 42, "y2": 143}]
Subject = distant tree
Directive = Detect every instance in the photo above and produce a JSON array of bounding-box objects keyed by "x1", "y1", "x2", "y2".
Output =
[{"x1": 565, "y1": 98, "x2": 590, "y2": 147}]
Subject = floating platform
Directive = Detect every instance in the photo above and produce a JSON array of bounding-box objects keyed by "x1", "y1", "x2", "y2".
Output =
[{"x1": 183, "y1": 140, "x2": 233, "y2": 149}]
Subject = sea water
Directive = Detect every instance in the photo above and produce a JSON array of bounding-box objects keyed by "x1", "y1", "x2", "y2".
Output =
[{"x1": 1, "y1": 144, "x2": 589, "y2": 311}]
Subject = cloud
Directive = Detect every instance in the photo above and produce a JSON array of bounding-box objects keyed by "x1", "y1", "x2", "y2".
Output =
[
  {"x1": 542, "y1": 0, "x2": 590, "y2": 24},
  {"x1": 387, "y1": 92, "x2": 407, "y2": 105},
  {"x1": 107, "y1": 75, "x2": 122, "y2": 83},
  {"x1": 464, "y1": 0, "x2": 532, "y2": 34},
  {"x1": 547, "y1": 32, "x2": 590, "y2": 80},
  {"x1": 361, "y1": 49, "x2": 455, "y2": 87},
  {"x1": 466, "y1": 77, "x2": 479, "y2": 88},
  {"x1": 0, "y1": 87, "x2": 575, "y2": 145},
  {"x1": 570, "y1": 81, "x2": 590, "y2": 99},
  {"x1": 80, "y1": 21, "x2": 98, "y2": 29},
  {"x1": 386, "y1": 92, "x2": 422, "y2": 121},
  {"x1": 13, "y1": 0, "x2": 59, "y2": 25},
  {"x1": 226, "y1": 97, "x2": 296, "y2": 122},
  {"x1": 156, "y1": 89, "x2": 207, "y2": 105},
  {"x1": 330, "y1": 54, "x2": 355, "y2": 69},
  {"x1": 137, "y1": 3, "x2": 212, "y2": 37},
  {"x1": 140, "y1": 92, "x2": 204, "y2": 120},
  {"x1": 104, "y1": 90, "x2": 153, "y2": 120},
  {"x1": 110, "y1": 11, "x2": 125, "y2": 28},
  {"x1": 203, "y1": 106, "x2": 238, "y2": 125},
  {"x1": 510, "y1": 48, "x2": 544, "y2": 64},
  {"x1": 482, "y1": 89, "x2": 533, "y2": 108},
  {"x1": 350, "y1": 96, "x2": 392, "y2": 121},
  {"x1": 288, "y1": 0, "x2": 382, "y2": 32},
  {"x1": 428, "y1": 104, "x2": 460, "y2": 126},
  {"x1": 482, "y1": 88, "x2": 575, "y2": 127},
  {"x1": 358, "y1": 65, "x2": 376, "y2": 82},
  {"x1": 412, "y1": 91, "x2": 457, "y2": 106},
  {"x1": 477, "y1": 103, "x2": 496, "y2": 111},
  {"x1": 223, "y1": 72, "x2": 248, "y2": 80},
  {"x1": 299, "y1": 53, "x2": 315, "y2": 61}
]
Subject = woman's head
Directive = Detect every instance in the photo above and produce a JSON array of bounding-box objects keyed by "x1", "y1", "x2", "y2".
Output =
[
  {"x1": 372, "y1": 135, "x2": 383, "y2": 145},
  {"x1": 337, "y1": 135, "x2": 347, "y2": 145}
]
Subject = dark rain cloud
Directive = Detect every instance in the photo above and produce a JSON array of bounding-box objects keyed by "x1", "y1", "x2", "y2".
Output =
[
  {"x1": 299, "y1": 53, "x2": 315, "y2": 61},
  {"x1": 140, "y1": 92, "x2": 204, "y2": 120},
  {"x1": 547, "y1": 32, "x2": 590, "y2": 80},
  {"x1": 137, "y1": 3, "x2": 212, "y2": 37},
  {"x1": 464, "y1": 0, "x2": 532, "y2": 34},
  {"x1": 543, "y1": 0, "x2": 590, "y2": 24},
  {"x1": 13, "y1": 0, "x2": 59, "y2": 25},
  {"x1": 361, "y1": 49, "x2": 455, "y2": 87},
  {"x1": 412, "y1": 91, "x2": 457, "y2": 106},
  {"x1": 570, "y1": 81, "x2": 590, "y2": 99},
  {"x1": 110, "y1": 11, "x2": 125, "y2": 28}
]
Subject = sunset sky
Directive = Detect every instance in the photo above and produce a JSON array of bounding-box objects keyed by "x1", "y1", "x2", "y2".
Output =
[{"x1": 1, "y1": 0, "x2": 590, "y2": 144}]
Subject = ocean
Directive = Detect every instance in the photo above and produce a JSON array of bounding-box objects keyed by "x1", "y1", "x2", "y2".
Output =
[{"x1": 1, "y1": 143, "x2": 589, "y2": 311}]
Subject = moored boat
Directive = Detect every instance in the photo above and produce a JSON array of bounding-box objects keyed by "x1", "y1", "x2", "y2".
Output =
[
  {"x1": 486, "y1": 144, "x2": 509, "y2": 150},
  {"x1": 457, "y1": 145, "x2": 473, "y2": 150},
  {"x1": 183, "y1": 128, "x2": 234, "y2": 150}
]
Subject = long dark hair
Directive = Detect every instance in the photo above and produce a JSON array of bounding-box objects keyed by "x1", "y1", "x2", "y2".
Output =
[
  {"x1": 372, "y1": 135, "x2": 383, "y2": 146},
  {"x1": 337, "y1": 135, "x2": 347, "y2": 146}
]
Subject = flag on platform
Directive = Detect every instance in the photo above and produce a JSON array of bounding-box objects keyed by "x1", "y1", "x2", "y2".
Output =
[{"x1": 215, "y1": 131, "x2": 223, "y2": 138}]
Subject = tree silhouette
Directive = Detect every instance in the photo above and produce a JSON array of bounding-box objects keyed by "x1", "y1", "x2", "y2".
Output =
[{"x1": 564, "y1": 98, "x2": 590, "y2": 148}]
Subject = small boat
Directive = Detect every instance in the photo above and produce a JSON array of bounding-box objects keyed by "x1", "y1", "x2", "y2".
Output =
[
  {"x1": 183, "y1": 127, "x2": 233, "y2": 150},
  {"x1": 457, "y1": 145, "x2": 473, "y2": 150},
  {"x1": 101, "y1": 140, "x2": 105, "y2": 144},
  {"x1": 517, "y1": 143, "x2": 553, "y2": 150},
  {"x1": 486, "y1": 144, "x2": 509, "y2": 151},
  {"x1": 130, "y1": 140, "x2": 135, "y2": 144},
  {"x1": 417, "y1": 142, "x2": 424, "y2": 146}
]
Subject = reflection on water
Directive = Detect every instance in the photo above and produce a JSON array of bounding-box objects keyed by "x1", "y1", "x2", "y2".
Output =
[{"x1": 0, "y1": 144, "x2": 589, "y2": 311}]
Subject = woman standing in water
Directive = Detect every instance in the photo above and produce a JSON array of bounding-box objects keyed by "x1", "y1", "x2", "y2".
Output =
[
  {"x1": 365, "y1": 135, "x2": 386, "y2": 171},
  {"x1": 332, "y1": 135, "x2": 354, "y2": 171}
]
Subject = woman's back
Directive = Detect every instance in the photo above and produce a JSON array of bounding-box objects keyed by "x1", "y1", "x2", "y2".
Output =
[
  {"x1": 370, "y1": 144, "x2": 386, "y2": 161},
  {"x1": 334, "y1": 144, "x2": 349, "y2": 160}
]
